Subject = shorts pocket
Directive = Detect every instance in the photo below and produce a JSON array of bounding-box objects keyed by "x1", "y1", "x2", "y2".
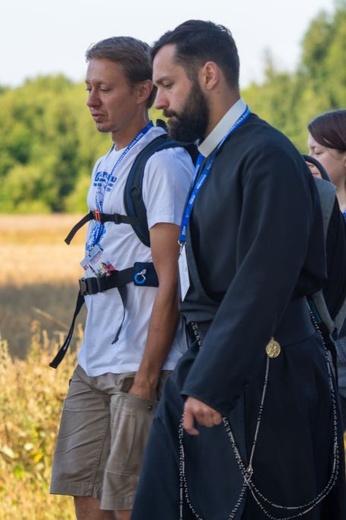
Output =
[{"x1": 108, "y1": 391, "x2": 158, "y2": 474}]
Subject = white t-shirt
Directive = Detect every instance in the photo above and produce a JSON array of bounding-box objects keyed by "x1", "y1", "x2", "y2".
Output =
[{"x1": 77, "y1": 125, "x2": 194, "y2": 376}]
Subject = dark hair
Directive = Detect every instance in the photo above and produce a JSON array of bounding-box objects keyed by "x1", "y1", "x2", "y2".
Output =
[
  {"x1": 308, "y1": 109, "x2": 346, "y2": 152},
  {"x1": 151, "y1": 19, "x2": 240, "y2": 90},
  {"x1": 86, "y1": 36, "x2": 155, "y2": 107}
]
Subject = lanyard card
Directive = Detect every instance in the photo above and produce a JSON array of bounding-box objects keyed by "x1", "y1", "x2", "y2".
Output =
[
  {"x1": 80, "y1": 244, "x2": 115, "y2": 278},
  {"x1": 178, "y1": 245, "x2": 190, "y2": 301}
]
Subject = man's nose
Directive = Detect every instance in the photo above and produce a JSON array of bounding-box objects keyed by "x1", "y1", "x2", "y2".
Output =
[
  {"x1": 87, "y1": 90, "x2": 100, "y2": 107},
  {"x1": 154, "y1": 89, "x2": 167, "y2": 110}
]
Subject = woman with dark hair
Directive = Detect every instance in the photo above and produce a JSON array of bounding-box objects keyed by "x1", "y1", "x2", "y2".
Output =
[
  {"x1": 308, "y1": 109, "x2": 346, "y2": 214},
  {"x1": 308, "y1": 109, "x2": 346, "y2": 432}
]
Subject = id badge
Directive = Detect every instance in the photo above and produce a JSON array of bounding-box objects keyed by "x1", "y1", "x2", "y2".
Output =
[
  {"x1": 178, "y1": 245, "x2": 190, "y2": 301},
  {"x1": 80, "y1": 244, "x2": 116, "y2": 278}
]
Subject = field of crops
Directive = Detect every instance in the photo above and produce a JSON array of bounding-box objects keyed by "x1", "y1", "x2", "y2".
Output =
[{"x1": 0, "y1": 215, "x2": 86, "y2": 519}]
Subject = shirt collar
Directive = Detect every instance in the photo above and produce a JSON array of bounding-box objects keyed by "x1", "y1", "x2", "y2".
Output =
[{"x1": 198, "y1": 98, "x2": 247, "y2": 158}]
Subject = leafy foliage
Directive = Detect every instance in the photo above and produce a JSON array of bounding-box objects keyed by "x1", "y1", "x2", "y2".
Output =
[
  {"x1": 239, "y1": 2, "x2": 346, "y2": 150},
  {"x1": 0, "y1": 4, "x2": 345, "y2": 212}
]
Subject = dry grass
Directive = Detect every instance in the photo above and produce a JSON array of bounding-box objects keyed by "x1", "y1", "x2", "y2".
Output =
[
  {"x1": 0, "y1": 324, "x2": 77, "y2": 519},
  {"x1": 1, "y1": 215, "x2": 345, "y2": 518},
  {"x1": 0, "y1": 214, "x2": 86, "y2": 243},
  {"x1": 0, "y1": 214, "x2": 85, "y2": 284},
  {"x1": 0, "y1": 215, "x2": 86, "y2": 518},
  {"x1": 0, "y1": 215, "x2": 86, "y2": 358},
  {"x1": 2, "y1": 244, "x2": 82, "y2": 285}
]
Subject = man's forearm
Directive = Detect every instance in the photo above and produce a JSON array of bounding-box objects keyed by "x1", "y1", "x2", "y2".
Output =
[{"x1": 131, "y1": 286, "x2": 179, "y2": 398}]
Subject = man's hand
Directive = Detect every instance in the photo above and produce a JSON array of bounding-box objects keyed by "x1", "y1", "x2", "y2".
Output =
[
  {"x1": 128, "y1": 379, "x2": 158, "y2": 400},
  {"x1": 183, "y1": 396, "x2": 222, "y2": 435}
]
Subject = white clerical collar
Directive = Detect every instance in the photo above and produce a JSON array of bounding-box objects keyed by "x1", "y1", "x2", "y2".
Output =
[{"x1": 198, "y1": 99, "x2": 247, "y2": 157}]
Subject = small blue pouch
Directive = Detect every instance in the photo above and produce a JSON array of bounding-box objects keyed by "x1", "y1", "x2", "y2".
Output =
[{"x1": 133, "y1": 262, "x2": 159, "y2": 287}]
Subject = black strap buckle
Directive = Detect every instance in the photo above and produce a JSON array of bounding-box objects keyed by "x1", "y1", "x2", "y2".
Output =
[
  {"x1": 79, "y1": 276, "x2": 102, "y2": 295},
  {"x1": 79, "y1": 278, "x2": 88, "y2": 295}
]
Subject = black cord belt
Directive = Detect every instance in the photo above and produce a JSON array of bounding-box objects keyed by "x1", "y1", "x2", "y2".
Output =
[{"x1": 187, "y1": 321, "x2": 211, "y2": 347}]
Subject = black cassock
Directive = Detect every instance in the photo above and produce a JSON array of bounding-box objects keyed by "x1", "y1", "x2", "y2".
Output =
[{"x1": 132, "y1": 114, "x2": 346, "y2": 520}]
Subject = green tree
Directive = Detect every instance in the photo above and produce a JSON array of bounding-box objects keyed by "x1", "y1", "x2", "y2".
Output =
[
  {"x1": 0, "y1": 2, "x2": 345, "y2": 213},
  {"x1": 0, "y1": 164, "x2": 57, "y2": 213},
  {"x1": 300, "y1": 3, "x2": 346, "y2": 108},
  {"x1": 243, "y1": 1, "x2": 346, "y2": 151}
]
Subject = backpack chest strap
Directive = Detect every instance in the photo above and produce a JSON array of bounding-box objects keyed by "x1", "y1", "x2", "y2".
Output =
[{"x1": 64, "y1": 210, "x2": 138, "y2": 245}]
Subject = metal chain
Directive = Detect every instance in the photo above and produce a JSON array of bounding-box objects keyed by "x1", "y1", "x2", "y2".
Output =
[{"x1": 178, "y1": 318, "x2": 340, "y2": 519}]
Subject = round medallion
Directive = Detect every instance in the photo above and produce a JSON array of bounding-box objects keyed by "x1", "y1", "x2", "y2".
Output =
[{"x1": 265, "y1": 338, "x2": 281, "y2": 358}]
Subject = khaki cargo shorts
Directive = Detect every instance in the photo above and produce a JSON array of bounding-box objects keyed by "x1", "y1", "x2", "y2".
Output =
[{"x1": 50, "y1": 365, "x2": 170, "y2": 510}]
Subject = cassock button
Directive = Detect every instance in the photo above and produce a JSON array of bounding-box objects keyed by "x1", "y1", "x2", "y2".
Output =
[
  {"x1": 147, "y1": 404, "x2": 153, "y2": 411},
  {"x1": 265, "y1": 338, "x2": 281, "y2": 358}
]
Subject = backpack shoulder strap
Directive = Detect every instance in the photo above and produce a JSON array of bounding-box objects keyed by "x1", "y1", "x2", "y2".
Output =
[
  {"x1": 303, "y1": 154, "x2": 331, "y2": 182},
  {"x1": 64, "y1": 132, "x2": 189, "y2": 247},
  {"x1": 124, "y1": 133, "x2": 183, "y2": 246},
  {"x1": 313, "y1": 177, "x2": 336, "y2": 240},
  {"x1": 309, "y1": 176, "x2": 346, "y2": 335}
]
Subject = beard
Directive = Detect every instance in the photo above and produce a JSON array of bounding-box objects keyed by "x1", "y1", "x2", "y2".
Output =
[{"x1": 164, "y1": 81, "x2": 209, "y2": 143}]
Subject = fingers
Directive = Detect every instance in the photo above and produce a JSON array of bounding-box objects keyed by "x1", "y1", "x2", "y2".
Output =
[
  {"x1": 183, "y1": 397, "x2": 222, "y2": 435},
  {"x1": 183, "y1": 408, "x2": 200, "y2": 436}
]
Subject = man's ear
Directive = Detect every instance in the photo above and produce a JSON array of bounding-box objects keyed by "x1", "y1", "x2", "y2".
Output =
[
  {"x1": 136, "y1": 80, "x2": 154, "y2": 103},
  {"x1": 200, "y1": 61, "x2": 219, "y2": 91}
]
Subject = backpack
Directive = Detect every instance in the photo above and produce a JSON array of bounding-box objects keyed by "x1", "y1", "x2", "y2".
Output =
[
  {"x1": 303, "y1": 154, "x2": 346, "y2": 339},
  {"x1": 65, "y1": 129, "x2": 197, "y2": 247},
  {"x1": 50, "y1": 128, "x2": 196, "y2": 368}
]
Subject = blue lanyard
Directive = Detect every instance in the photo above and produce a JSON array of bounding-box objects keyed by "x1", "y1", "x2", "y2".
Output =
[
  {"x1": 95, "y1": 121, "x2": 153, "y2": 212},
  {"x1": 89, "y1": 121, "x2": 154, "y2": 248},
  {"x1": 179, "y1": 106, "x2": 251, "y2": 245}
]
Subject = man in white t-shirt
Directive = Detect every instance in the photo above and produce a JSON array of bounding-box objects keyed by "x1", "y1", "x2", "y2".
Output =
[{"x1": 50, "y1": 36, "x2": 194, "y2": 520}]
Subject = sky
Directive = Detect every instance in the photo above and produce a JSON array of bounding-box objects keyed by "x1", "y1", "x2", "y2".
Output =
[{"x1": 2, "y1": 0, "x2": 336, "y2": 89}]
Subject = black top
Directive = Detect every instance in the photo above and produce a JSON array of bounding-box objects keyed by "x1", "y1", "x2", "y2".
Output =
[{"x1": 180, "y1": 113, "x2": 327, "y2": 412}]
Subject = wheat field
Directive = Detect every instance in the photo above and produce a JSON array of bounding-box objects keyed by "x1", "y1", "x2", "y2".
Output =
[
  {"x1": 0, "y1": 214, "x2": 86, "y2": 519},
  {"x1": 1, "y1": 215, "x2": 345, "y2": 518},
  {"x1": 0, "y1": 214, "x2": 84, "y2": 284},
  {"x1": 0, "y1": 215, "x2": 86, "y2": 358}
]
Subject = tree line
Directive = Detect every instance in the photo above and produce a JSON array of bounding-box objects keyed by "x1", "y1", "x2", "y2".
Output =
[{"x1": 0, "y1": 1, "x2": 345, "y2": 214}]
